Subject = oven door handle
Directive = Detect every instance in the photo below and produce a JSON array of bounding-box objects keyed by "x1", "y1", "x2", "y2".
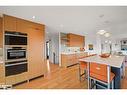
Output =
[
  {"x1": 7, "y1": 50, "x2": 26, "y2": 52},
  {"x1": 5, "y1": 62, "x2": 27, "y2": 67}
]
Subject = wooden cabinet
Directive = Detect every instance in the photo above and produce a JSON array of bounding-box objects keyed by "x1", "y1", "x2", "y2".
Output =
[
  {"x1": 61, "y1": 54, "x2": 77, "y2": 67},
  {"x1": 5, "y1": 72, "x2": 27, "y2": 85},
  {"x1": 27, "y1": 25, "x2": 45, "y2": 79},
  {"x1": 61, "y1": 52, "x2": 88, "y2": 67},
  {"x1": 0, "y1": 17, "x2": 3, "y2": 48},
  {"x1": 2, "y1": 15, "x2": 46, "y2": 85},
  {"x1": 0, "y1": 64, "x2": 5, "y2": 84},
  {"x1": 4, "y1": 15, "x2": 17, "y2": 31},
  {"x1": 67, "y1": 33, "x2": 85, "y2": 48},
  {"x1": 16, "y1": 18, "x2": 29, "y2": 33}
]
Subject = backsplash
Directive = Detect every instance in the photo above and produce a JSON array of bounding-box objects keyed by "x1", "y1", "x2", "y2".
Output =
[
  {"x1": 0, "y1": 48, "x2": 3, "y2": 56},
  {"x1": 61, "y1": 45, "x2": 80, "y2": 53}
]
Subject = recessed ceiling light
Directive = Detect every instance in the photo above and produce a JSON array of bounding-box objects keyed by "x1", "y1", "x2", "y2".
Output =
[
  {"x1": 109, "y1": 41, "x2": 112, "y2": 44},
  {"x1": 105, "y1": 40, "x2": 108, "y2": 43},
  {"x1": 104, "y1": 32, "x2": 111, "y2": 37},
  {"x1": 97, "y1": 30, "x2": 107, "y2": 35},
  {"x1": 32, "y1": 16, "x2": 35, "y2": 19}
]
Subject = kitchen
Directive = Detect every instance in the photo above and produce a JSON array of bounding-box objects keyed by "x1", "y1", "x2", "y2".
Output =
[{"x1": 0, "y1": 6, "x2": 127, "y2": 89}]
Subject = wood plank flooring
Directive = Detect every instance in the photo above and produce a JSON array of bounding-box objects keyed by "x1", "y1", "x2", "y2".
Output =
[{"x1": 14, "y1": 61, "x2": 127, "y2": 89}]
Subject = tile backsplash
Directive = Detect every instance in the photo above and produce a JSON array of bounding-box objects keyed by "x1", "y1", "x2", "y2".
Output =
[
  {"x1": 61, "y1": 45, "x2": 80, "y2": 53},
  {"x1": 0, "y1": 48, "x2": 3, "y2": 56}
]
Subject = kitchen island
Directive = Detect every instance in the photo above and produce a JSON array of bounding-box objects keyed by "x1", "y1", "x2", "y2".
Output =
[{"x1": 79, "y1": 55, "x2": 125, "y2": 89}]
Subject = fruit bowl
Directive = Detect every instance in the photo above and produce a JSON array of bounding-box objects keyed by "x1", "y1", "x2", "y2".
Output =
[{"x1": 99, "y1": 53, "x2": 110, "y2": 58}]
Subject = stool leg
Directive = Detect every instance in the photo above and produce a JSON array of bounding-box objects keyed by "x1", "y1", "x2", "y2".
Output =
[
  {"x1": 79, "y1": 64, "x2": 81, "y2": 81},
  {"x1": 93, "y1": 80, "x2": 96, "y2": 89},
  {"x1": 89, "y1": 78, "x2": 91, "y2": 89},
  {"x1": 111, "y1": 79, "x2": 114, "y2": 89}
]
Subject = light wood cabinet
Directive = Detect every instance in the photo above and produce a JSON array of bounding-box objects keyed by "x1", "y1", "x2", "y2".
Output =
[
  {"x1": 16, "y1": 18, "x2": 29, "y2": 33},
  {"x1": 4, "y1": 15, "x2": 17, "y2": 31},
  {"x1": 0, "y1": 17, "x2": 3, "y2": 48},
  {"x1": 5, "y1": 72, "x2": 27, "y2": 85},
  {"x1": 67, "y1": 33, "x2": 85, "y2": 48},
  {"x1": 61, "y1": 52, "x2": 88, "y2": 67},
  {"x1": 61, "y1": 54, "x2": 77, "y2": 67},
  {"x1": 15, "y1": 72, "x2": 28, "y2": 84},
  {"x1": 0, "y1": 64, "x2": 5, "y2": 84},
  {"x1": 5, "y1": 76, "x2": 16, "y2": 85},
  {"x1": 27, "y1": 25, "x2": 45, "y2": 79},
  {"x1": 2, "y1": 15, "x2": 46, "y2": 85}
]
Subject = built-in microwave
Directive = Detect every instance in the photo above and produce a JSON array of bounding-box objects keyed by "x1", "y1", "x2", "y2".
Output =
[
  {"x1": 5, "y1": 31, "x2": 27, "y2": 45},
  {"x1": 5, "y1": 47, "x2": 27, "y2": 61}
]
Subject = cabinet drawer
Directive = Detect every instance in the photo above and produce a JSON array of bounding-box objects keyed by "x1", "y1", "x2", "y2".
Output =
[
  {"x1": 15, "y1": 72, "x2": 28, "y2": 84},
  {"x1": 90, "y1": 62, "x2": 107, "y2": 76},
  {"x1": 67, "y1": 54, "x2": 76, "y2": 59},
  {"x1": 6, "y1": 76, "x2": 16, "y2": 85}
]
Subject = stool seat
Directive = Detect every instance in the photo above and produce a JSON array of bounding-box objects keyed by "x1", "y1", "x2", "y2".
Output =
[
  {"x1": 89, "y1": 62, "x2": 115, "y2": 89},
  {"x1": 80, "y1": 61, "x2": 87, "y2": 69},
  {"x1": 90, "y1": 72, "x2": 115, "y2": 83}
]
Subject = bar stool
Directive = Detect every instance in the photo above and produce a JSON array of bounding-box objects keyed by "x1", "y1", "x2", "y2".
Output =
[
  {"x1": 78, "y1": 54, "x2": 97, "y2": 81},
  {"x1": 89, "y1": 62, "x2": 115, "y2": 89},
  {"x1": 79, "y1": 61, "x2": 87, "y2": 81}
]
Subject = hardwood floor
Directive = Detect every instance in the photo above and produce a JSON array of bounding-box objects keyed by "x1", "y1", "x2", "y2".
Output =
[
  {"x1": 14, "y1": 61, "x2": 87, "y2": 89},
  {"x1": 14, "y1": 60, "x2": 127, "y2": 89}
]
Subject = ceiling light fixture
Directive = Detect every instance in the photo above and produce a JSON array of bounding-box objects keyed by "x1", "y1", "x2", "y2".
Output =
[
  {"x1": 105, "y1": 40, "x2": 108, "y2": 43},
  {"x1": 104, "y1": 32, "x2": 111, "y2": 37},
  {"x1": 97, "y1": 30, "x2": 107, "y2": 35},
  {"x1": 109, "y1": 41, "x2": 112, "y2": 44}
]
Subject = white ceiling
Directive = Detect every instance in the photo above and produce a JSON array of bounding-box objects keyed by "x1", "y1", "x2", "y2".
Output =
[{"x1": 0, "y1": 6, "x2": 127, "y2": 36}]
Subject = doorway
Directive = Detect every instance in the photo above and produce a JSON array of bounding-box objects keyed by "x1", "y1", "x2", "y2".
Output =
[{"x1": 46, "y1": 41, "x2": 50, "y2": 59}]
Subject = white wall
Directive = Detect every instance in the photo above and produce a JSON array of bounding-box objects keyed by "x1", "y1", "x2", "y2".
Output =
[{"x1": 48, "y1": 32, "x2": 59, "y2": 64}]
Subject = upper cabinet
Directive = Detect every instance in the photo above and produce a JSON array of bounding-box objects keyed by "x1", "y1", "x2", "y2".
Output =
[
  {"x1": 16, "y1": 18, "x2": 29, "y2": 33},
  {"x1": 4, "y1": 15, "x2": 17, "y2": 31},
  {"x1": 67, "y1": 33, "x2": 85, "y2": 48}
]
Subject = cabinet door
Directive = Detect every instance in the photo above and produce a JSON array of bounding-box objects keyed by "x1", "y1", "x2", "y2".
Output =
[
  {"x1": 28, "y1": 26, "x2": 45, "y2": 79},
  {"x1": 78, "y1": 35, "x2": 85, "y2": 48},
  {"x1": 0, "y1": 17, "x2": 3, "y2": 48},
  {"x1": 16, "y1": 18, "x2": 29, "y2": 33},
  {"x1": 5, "y1": 76, "x2": 16, "y2": 85},
  {"x1": 4, "y1": 15, "x2": 17, "y2": 31},
  {"x1": 15, "y1": 72, "x2": 28, "y2": 84},
  {"x1": 0, "y1": 64, "x2": 5, "y2": 84},
  {"x1": 67, "y1": 33, "x2": 84, "y2": 48}
]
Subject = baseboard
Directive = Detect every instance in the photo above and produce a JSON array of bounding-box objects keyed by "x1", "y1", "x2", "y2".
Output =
[
  {"x1": 29, "y1": 75, "x2": 44, "y2": 82},
  {"x1": 67, "y1": 63, "x2": 78, "y2": 68}
]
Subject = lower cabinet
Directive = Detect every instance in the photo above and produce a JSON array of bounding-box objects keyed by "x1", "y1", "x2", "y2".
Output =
[
  {"x1": 61, "y1": 52, "x2": 88, "y2": 67},
  {"x1": 27, "y1": 27, "x2": 45, "y2": 80},
  {"x1": 0, "y1": 64, "x2": 5, "y2": 85},
  {"x1": 5, "y1": 72, "x2": 28, "y2": 85},
  {"x1": 61, "y1": 54, "x2": 78, "y2": 67}
]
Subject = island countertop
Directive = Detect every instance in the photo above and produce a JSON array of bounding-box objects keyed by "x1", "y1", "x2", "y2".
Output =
[{"x1": 79, "y1": 55, "x2": 125, "y2": 68}]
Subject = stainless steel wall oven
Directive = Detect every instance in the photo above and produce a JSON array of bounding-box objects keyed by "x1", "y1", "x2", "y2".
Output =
[
  {"x1": 4, "y1": 31, "x2": 28, "y2": 76},
  {"x1": 5, "y1": 47, "x2": 27, "y2": 61},
  {"x1": 5, "y1": 60, "x2": 27, "y2": 76},
  {"x1": 5, "y1": 31, "x2": 27, "y2": 45}
]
